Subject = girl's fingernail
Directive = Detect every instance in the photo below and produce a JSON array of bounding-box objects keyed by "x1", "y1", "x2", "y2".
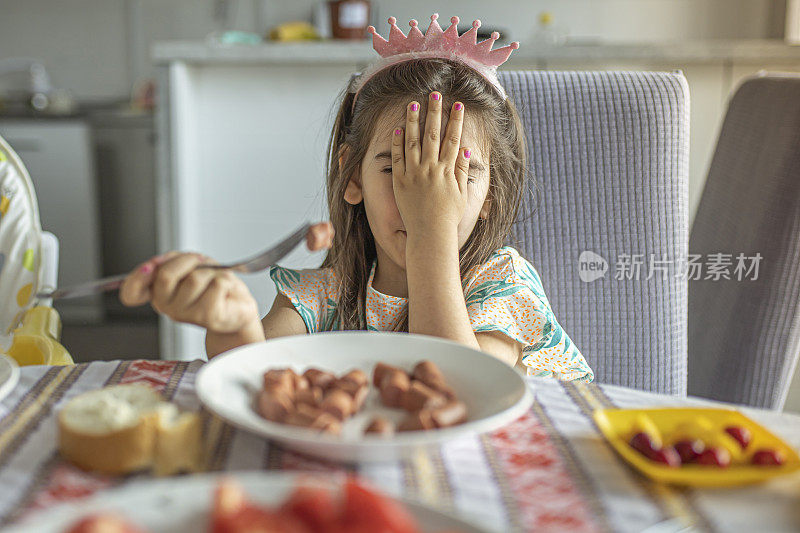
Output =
[
  {"x1": 394, "y1": 128, "x2": 402, "y2": 135},
  {"x1": 432, "y1": 93, "x2": 440, "y2": 101},
  {"x1": 454, "y1": 102, "x2": 462, "y2": 111},
  {"x1": 464, "y1": 149, "x2": 471, "y2": 159},
  {"x1": 411, "y1": 103, "x2": 418, "y2": 111},
  {"x1": 139, "y1": 263, "x2": 153, "y2": 274}
]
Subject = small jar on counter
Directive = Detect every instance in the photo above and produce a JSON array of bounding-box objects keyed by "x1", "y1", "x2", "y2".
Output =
[{"x1": 328, "y1": 0, "x2": 371, "y2": 40}]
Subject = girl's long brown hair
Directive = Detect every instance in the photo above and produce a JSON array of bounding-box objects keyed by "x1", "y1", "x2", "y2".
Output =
[{"x1": 321, "y1": 58, "x2": 530, "y2": 332}]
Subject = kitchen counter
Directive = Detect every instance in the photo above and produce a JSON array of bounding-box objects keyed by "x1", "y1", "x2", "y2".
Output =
[
  {"x1": 0, "y1": 101, "x2": 153, "y2": 125},
  {"x1": 153, "y1": 38, "x2": 800, "y2": 65}
]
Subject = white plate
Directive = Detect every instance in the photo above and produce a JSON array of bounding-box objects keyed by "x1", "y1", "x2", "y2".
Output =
[
  {"x1": 5, "y1": 471, "x2": 488, "y2": 532},
  {"x1": 0, "y1": 354, "x2": 20, "y2": 403},
  {"x1": 196, "y1": 331, "x2": 533, "y2": 462}
]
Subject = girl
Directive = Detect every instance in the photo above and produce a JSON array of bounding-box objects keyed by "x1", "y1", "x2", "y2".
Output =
[{"x1": 120, "y1": 15, "x2": 593, "y2": 382}]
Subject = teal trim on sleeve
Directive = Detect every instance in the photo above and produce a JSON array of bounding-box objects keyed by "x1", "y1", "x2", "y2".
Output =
[
  {"x1": 268, "y1": 265, "x2": 317, "y2": 334},
  {"x1": 466, "y1": 247, "x2": 595, "y2": 382}
]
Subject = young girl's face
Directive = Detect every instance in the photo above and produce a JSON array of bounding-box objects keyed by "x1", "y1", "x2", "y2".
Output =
[{"x1": 343, "y1": 104, "x2": 491, "y2": 272}]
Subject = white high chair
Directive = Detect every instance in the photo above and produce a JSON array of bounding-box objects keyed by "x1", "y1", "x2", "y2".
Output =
[{"x1": 0, "y1": 134, "x2": 72, "y2": 365}]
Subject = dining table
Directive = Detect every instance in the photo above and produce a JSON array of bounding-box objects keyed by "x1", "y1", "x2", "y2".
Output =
[{"x1": 0, "y1": 358, "x2": 798, "y2": 533}]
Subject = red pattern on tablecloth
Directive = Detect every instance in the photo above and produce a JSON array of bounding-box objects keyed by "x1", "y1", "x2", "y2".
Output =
[
  {"x1": 489, "y1": 412, "x2": 601, "y2": 533},
  {"x1": 20, "y1": 360, "x2": 182, "y2": 516},
  {"x1": 17, "y1": 463, "x2": 115, "y2": 521},
  {"x1": 117, "y1": 359, "x2": 179, "y2": 390}
]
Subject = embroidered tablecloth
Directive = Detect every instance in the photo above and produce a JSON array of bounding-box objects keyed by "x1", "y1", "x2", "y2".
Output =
[{"x1": 0, "y1": 360, "x2": 798, "y2": 532}]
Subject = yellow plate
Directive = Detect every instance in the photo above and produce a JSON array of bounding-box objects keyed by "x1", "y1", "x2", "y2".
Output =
[{"x1": 593, "y1": 407, "x2": 800, "y2": 487}]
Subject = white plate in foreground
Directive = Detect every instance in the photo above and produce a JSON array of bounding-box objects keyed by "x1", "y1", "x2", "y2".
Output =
[
  {"x1": 0, "y1": 354, "x2": 20, "y2": 403},
  {"x1": 196, "y1": 331, "x2": 533, "y2": 462},
  {"x1": 5, "y1": 471, "x2": 488, "y2": 532}
]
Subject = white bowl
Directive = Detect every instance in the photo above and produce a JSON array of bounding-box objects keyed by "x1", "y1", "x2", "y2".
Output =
[
  {"x1": 5, "y1": 471, "x2": 488, "y2": 532},
  {"x1": 195, "y1": 331, "x2": 533, "y2": 462}
]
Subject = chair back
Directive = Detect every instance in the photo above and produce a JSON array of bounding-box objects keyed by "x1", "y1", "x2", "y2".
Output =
[
  {"x1": 499, "y1": 70, "x2": 690, "y2": 395},
  {"x1": 688, "y1": 72, "x2": 800, "y2": 409}
]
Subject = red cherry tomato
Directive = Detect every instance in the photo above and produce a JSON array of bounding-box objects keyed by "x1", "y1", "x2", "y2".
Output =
[
  {"x1": 696, "y1": 447, "x2": 731, "y2": 468},
  {"x1": 724, "y1": 425, "x2": 752, "y2": 449},
  {"x1": 674, "y1": 439, "x2": 705, "y2": 464},
  {"x1": 629, "y1": 432, "x2": 659, "y2": 459},
  {"x1": 650, "y1": 446, "x2": 681, "y2": 467},
  {"x1": 751, "y1": 448, "x2": 786, "y2": 466}
]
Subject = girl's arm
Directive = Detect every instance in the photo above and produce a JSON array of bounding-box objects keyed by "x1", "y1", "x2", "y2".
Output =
[
  {"x1": 205, "y1": 317, "x2": 265, "y2": 359},
  {"x1": 394, "y1": 94, "x2": 520, "y2": 367},
  {"x1": 474, "y1": 330, "x2": 522, "y2": 367},
  {"x1": 205, "y1": 222, "x2": 334, "y2": 358},
  {"x1": 261, "y1": 293, "x2": 308, "y2": 339},
  {"x1": 205, "y1": 293, "x2": 307, "y2": 358},
  {"x1": 406, "y1": 231, "x2": 520, "y2": 367}
]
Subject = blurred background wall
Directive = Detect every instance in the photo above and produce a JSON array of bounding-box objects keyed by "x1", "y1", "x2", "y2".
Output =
[{"x1": 0, "y1": 0, "x2": 789, "y2": 101}]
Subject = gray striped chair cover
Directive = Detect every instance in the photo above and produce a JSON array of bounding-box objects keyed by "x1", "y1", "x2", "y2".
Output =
[
  {"x1": 688, "y1": 72, "x2": 800, "y2": 410},
  {"x1": 499, "y1": 70, "x2": 689, "y2": 395}
]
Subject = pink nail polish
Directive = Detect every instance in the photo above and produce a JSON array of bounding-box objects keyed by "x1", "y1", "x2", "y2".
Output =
[
  {"x1": 140, "y1": 263, "x2": 153, "y2": 274},
  {"x1": 454, "y1": 102, "x2": 462, "y2": 111},
  {"x1": 394, "y1": 128, "x2": 402, "y2": 135},
  {"x1": 411, "y1": 103, "x2": 418, "y2": 111},
  {"x1": 432, "y1": 93, "x2": 440, "y2": 101},
  {"x1": 464, "y1": 149, "x2": 471, "y2": 159}
]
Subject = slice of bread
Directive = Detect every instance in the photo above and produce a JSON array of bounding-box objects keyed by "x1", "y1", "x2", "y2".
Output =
[
  {"x1": 58, "y1": 383, "x2": 201, "y2": 476},
  {"x1": 153, "y1": 403, "x2": 203, "y2": 477}
]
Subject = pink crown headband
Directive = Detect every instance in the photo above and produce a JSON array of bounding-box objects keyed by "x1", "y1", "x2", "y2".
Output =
[{"x1": 349, "y1": 14, "x2": 520, "y2": 112}]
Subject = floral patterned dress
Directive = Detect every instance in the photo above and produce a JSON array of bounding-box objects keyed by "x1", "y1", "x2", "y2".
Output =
[{"x1": 269, "y1": 246, "x2": 594, "y2": 381}]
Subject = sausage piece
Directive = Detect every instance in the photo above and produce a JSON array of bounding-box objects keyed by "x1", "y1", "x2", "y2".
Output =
[
  {"x1": 295, "y1": 386, "x2": 323, "y2": 408},
  {"x1": 379, "y1": 371, "x2": 410, "y2": 408},
  {"x1": 341, "y1": 369, "x2": 368, "y2": 388},
  {"x1": 412, "y1": 361, "x2": 444, "y2": 385},
  {"x1": 258, "y1": 389, "x2": 293, "y2": 422},
  {"x1": 365, "y1": 417, "x2": 395, "y2": 436},
  {"x1": 372, "y1": 362, "x2": 406, "y2": 388},
  {"x1": 303, "y1": 368, "x2": 336, "y2": 389},
  {"x1": 431, "y1": 401, "x2": 468, "y2": 427},
  {"x1": 263, "y1": 369, "x2": 295, "y2": 397},
  {"x1": 401, "y1": 380, "x2": 448, "y2": 412},
  {"x1": 398, "y1": 410, "x2": 436, "y2": 432},
  {"x1": 311, "y1": 412, "x2": 342, "y2": 435},
  {"x1": 320, "y1": 389, "x2": 353, "y2": 421}
]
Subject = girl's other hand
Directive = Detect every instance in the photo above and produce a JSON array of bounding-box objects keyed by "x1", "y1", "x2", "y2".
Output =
[{"x1": 391, "y1": 92, "x2": 471, "y2": 236}]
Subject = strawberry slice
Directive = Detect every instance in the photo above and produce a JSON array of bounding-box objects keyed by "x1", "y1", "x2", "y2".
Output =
[
  {"x1": 212, "y1": 477, "x2": 309, "y2": 533},
  {"x1": 281, "y1": 485, "x2": 339, "y2": 530},
  {"x1": 341, "y1": 478, "x2": 420, "y2": 533}
]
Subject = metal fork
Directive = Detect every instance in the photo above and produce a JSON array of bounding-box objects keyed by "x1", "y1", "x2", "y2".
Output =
[{"x1": 36, "y1": 221, "x2": 312, "y2": 301}]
